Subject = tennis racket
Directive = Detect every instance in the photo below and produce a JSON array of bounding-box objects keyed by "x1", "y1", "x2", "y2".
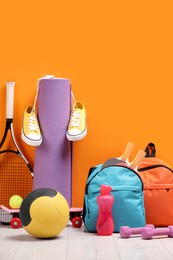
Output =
[{"x1": 0, "y1": 82, "x2": 33, "y2": 223}]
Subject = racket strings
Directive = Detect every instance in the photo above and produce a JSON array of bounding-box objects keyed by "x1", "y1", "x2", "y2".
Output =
[{"x1": 0, "y1": 152, "x2": 33, "y2": 208}]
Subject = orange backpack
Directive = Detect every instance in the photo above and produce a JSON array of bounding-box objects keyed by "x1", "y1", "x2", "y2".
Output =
[{"x1": 138, "y1": 157, "x2": 173, "y2": 226}]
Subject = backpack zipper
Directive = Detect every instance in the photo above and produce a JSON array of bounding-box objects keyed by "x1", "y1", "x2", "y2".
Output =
[
  {"x1": 138, "y1": 164, "x2": 173, "y2": 173},
  {"x1": 85, "y1": 164, "x2": 144, "y2": 194}
]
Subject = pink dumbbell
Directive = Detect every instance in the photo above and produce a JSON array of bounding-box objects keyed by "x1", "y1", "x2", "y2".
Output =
[
  {"x1": 120, "y1": 225, "x2": 155, "y2": 238},
  {"x1": 142, "y1": 226, "x2": 173, "y2": 239}
]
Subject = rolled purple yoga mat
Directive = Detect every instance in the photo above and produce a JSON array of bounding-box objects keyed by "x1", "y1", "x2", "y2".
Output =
[{"x1": 33, "y1": 77, "x2": 72, "y2": 206}]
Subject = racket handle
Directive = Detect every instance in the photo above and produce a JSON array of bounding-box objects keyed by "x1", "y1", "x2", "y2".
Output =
[
  {"x1": 121, "y1": 142, "x2": 135, "y2": 162},
  {"x1": 6, "y1": 81, "x2": 15, "y2": 119},
  {"x1": 130, "y1": 150, "x2": 146, "y2": 170}
]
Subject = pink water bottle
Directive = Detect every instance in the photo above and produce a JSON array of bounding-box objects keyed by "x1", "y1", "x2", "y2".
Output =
[{"x1": 96, "y1": 184, "x2": 114, "y2": 236}]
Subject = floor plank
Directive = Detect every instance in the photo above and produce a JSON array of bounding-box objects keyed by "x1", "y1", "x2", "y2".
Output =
[
  {"x1": 1, "y1": 223, "x2": 173, "y2": 260},
  {"x1": 114, "y1": 233, "x2": 173, "y2": 260},
  {"x1": 67, "y1": 225, "x2": 120, "y2": 260},
  {"x1": 0, "y1": 224, "x2": 68, "y2": 260},
  {"x1": 14, "y1": 229, "x2": 68, "y2": 260}
]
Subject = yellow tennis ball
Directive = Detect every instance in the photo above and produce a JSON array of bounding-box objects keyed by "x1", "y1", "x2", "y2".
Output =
[{"x1": 9, "y1": 195, "x2": 23, "y2": 209}]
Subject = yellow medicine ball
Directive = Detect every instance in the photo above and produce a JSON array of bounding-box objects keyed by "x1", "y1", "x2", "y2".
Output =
[{"x1": 20, "y1": 188, "x2": 69, "y2": 238}]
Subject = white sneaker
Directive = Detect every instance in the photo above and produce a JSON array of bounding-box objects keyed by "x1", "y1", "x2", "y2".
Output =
[
  {"x1": 21, "y1": 76, "x2": 55, "y2": 146},
  {"x1": 21, "y1": 106, "x2": 42, "y2": 146},
  {"x1": 66, "y1": 93, "x2": 87, "y2": 141}
]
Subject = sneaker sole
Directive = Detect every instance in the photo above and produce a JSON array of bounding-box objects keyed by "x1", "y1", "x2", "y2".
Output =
[
  {"x1": 66, "y1": 128, "x2": 87, "y2": 141},
  {"x1": 21, "y1": 131, "x2": 42, "y2": 146}
]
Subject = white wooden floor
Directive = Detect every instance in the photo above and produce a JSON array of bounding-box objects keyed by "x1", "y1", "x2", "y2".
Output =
[{"x1": 0, "y1": 222, "x2": 173, "y2": 260}]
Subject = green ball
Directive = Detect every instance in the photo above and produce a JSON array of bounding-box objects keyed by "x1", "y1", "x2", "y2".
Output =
[{"x1": 9, "y1": 195, "x2": 23, "y2": 209}]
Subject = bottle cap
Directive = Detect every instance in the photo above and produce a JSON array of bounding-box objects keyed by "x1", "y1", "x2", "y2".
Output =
[{"x1": 100, "y1": 185, "x2": 112, "y2": 195}]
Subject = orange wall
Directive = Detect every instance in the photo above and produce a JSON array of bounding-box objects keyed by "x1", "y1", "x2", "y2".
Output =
[{"x1": 0, "y1": 1, "x2": 173, "y2": 207}]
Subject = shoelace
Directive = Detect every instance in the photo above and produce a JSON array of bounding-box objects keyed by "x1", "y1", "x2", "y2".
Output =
[
  {"x1": 32, "y1": 75, "x2": 55, "y2": 111},
  {"x1": 32, "y1": 76, "x2": 77, "y2": 129},
  {"x1": 29, "y1": 76, "x2": 55, "y2": 133},
  {"x1": 69, "y1": 109, "x2": 81, "y2": 127},
  {"x1": 33, "y1": 75, "x2": 76, "y2": 112},
  {"x1": 28, "y1": 114, "x2": 39, "y2": 132}
]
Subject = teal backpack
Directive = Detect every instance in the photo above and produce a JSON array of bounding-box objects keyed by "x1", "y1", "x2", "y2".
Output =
[{"x1": 83, "y1": 146, "x2": 146, "y2": 232}]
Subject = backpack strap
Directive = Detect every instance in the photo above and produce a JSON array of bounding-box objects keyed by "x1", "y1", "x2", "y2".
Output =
[{"x1": 145, "y1": 142, "x2": 156, "y2": 157}]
